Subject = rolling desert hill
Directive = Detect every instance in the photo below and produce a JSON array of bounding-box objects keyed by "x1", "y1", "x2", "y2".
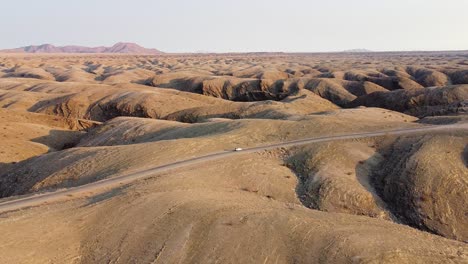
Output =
[{"x1": 0, "y1": 52, "x2": 466, "y2": 263}]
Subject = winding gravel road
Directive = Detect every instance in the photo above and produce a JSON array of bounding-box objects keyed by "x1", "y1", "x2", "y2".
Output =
[{"x1": 0, "y1": 123, "x2": 466, "y2": 213}]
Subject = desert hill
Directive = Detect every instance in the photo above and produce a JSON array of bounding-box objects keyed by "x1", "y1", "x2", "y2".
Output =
[
  {"x1": 0, "y1": 42, "x2": 163, "y2": 54},
  {"x1": 0, "y1": 52, "x2": 467, "y2": 263},
  {"x1": 343, "y1": 48, "x2": 373, "y2": 53}
]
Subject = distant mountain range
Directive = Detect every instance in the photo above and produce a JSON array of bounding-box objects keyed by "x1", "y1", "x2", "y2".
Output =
[
  {"x1": 0, "y1": 42, "x2": 163, "y2": 54},
  {"x1": 343, "y1": 49, "x2": 373, "y2": 53}
]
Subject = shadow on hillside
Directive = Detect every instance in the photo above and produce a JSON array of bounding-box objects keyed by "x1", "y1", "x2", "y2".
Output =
[
  {"x1": 31, "y1": 129, "x2": 84, "y2": 150},
  {"x1": 463, "y1": 145, "x2": 468, "y2": 168},
  {"x1": 0, "y1": 129, "x2": 88, "y2": 198},
  {"x1": 82, "y1": 186, "x2": 127, "y2": 207}
]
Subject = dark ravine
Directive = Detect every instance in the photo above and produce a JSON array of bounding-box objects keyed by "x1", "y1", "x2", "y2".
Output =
[
  {"x1": 371, "y1": 134, "x2": 468, "y2": 242},
  {"x1": 346, "y1": 85, "x2": 468, "y2": 117}
]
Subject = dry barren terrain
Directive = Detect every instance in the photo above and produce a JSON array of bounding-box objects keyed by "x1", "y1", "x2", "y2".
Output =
[{"x1": 0, "y1": 52, "x2": 467, "y2": 263}]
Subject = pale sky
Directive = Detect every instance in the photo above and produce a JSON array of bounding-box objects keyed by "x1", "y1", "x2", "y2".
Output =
[{"x1": 2, "y1": 0, "x2": 467, "y2": 52}]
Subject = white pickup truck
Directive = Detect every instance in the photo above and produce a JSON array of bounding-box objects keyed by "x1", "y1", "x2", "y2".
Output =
[{"x1": 234, "y1": 148, "x2": 243, "y2": 151}]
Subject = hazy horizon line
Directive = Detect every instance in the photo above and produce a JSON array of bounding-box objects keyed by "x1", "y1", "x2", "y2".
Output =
[{"x1": 1, "y1": 42, "x2": 467, "y2": 55}]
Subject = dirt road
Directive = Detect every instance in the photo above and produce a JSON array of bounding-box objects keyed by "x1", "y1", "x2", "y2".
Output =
[{"x1": 0, "y1": 123, "x2": 466, "y2": 213}]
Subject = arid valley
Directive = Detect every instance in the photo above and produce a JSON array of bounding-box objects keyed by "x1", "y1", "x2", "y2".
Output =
[{"x1": 0, "y1": 51, "x2": 467, "y2": 263}]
